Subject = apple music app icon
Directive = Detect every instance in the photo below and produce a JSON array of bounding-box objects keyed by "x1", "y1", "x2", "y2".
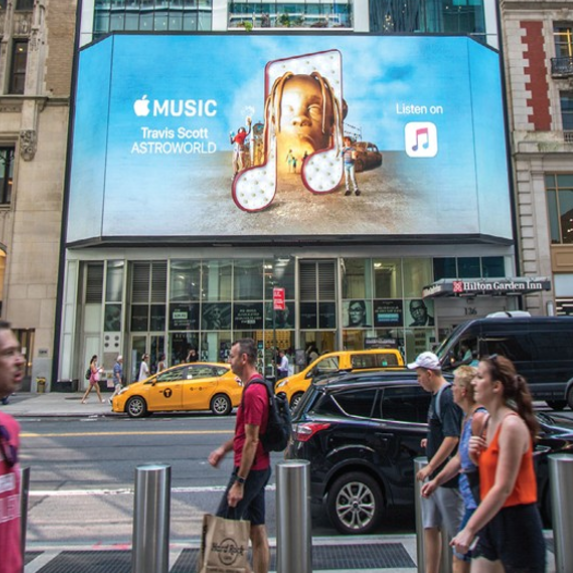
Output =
[{"x1": 405, "y1": 122, "x2": 438, "y2": 158}]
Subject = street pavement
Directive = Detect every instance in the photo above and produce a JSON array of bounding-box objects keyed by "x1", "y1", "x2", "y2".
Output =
[{"x1": 2, "y1": 392, "x2": 558, "y2": 572}]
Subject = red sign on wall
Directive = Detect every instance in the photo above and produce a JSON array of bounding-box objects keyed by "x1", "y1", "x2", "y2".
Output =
[{"x1": 273, "y1": 287, "x2": 286, "y2": 310}]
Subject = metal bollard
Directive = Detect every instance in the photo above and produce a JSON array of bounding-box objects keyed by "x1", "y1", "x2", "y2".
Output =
[
  {"x1": 549, "y1": 454, "x2": 573, "y2": 573},
  {"x1": 20, "y1": 466, "x2": 30, "y2": 565},
  {"x1": 276, "y1": 460, "x2": 312, "y2": 573},
  {"x1": 414, "y1": 457, "x2": 452, "y2": 573},
  {"x1": 132, "y1": 464, "x2": 171, "y2": 573}
]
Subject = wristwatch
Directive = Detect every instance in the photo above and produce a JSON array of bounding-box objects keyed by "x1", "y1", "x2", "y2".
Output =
[{"x1": 235, "y1": 475, "x2": 246, "y2": 485}]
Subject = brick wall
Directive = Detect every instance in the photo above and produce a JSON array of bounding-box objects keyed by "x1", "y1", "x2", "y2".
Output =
[{"x1": 44, "y1": 0, "x2": 77, "y2": 96}]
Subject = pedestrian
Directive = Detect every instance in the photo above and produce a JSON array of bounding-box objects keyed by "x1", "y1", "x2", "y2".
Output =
[
  {"x1": 81, "y1": 354, "x2": 105, "y2": 404},
  {"x1": 138, "y1": 354, "x2": 149, "y2": 382},
  {"x1": 0, "y1": 320, "x2": 26, "y2": 573},
  {"x1": 157, "y1": 353, "x2": 167, "y2": 373},
  {"x1": 451, "y1": 355, "x2": 545, "y2": 573},
  {"x1": 408, "y1": 351, "x2": 464, "y2": 573},
  {"x1": 186, "y1": 348, "x2": 198, "y2": 363},
  {"x1": 421, "y1": 365, "x2": 487, "y2": 572},
  {"x1": 208, "y1": 338, "x2": 270, "y2": 573},
  {"x1": 277, "y1": 349, "x2": 289, "y2": 380},
  {"x1": 109, "y1": 355, "x2": 123, "y2": 404}
]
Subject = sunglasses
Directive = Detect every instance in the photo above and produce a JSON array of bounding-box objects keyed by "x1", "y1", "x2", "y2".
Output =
[{"x1": 0, "y1": 425, "x2": 18, "y2": 468}]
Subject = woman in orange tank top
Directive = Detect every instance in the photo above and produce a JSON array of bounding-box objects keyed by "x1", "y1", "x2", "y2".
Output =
[{"x1": 450, "y1": 355, "x2": 545, "y2": 573}]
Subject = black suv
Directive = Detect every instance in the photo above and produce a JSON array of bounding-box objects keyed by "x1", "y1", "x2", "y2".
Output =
[{"x1": 286, "y1": 370, "x2": 573, "y2": 534}]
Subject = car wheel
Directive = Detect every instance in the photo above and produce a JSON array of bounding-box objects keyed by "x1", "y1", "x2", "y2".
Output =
[
  {"x1": 290, "y1": 392, "x2": 304, "y2": 411},
  {"x1": 546, "y1": 400, "x2": 567, "y2": 411},
  {"x1": 126, "y1": 396, "x2": 147, "y2": 418},
  {"x1": 211, "y1": 393, "x2": 232, "y2": 416},
  {"x1": 567, "y1": 386, "x2": 573, "y2": 410},
  {"x1": 326, "y1": 471, "x2": 383, "y2": 534}
]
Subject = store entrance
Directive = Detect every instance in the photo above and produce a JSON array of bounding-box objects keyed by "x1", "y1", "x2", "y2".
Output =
[{"x1": 129, "y1": 333, "x2": 165, "y2": 382}]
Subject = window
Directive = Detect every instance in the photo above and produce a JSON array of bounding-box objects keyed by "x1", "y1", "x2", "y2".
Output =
[
  {"x1": 332, "y1": 388, "x2": 377, "y2": 418},
  {"x1": 15, "y1": 0, "x2": 34, "y2": 9},
  {"x1": 350, "y1": 353, "x2": 400, "y2": 369},
  {"x1": 9, "y1": 41, "x2": 28, "y2": 94},
  {"x1": 157, "y1": 366, "x2": 185, "y2": 382},
  {"x1": 554, "y1": 23, "x2": 573, "y2": 58},
  {"x1": 0, "y1": 148, "x2": 14, "y2": 205},
  {"x1": 380, "y1": 386, "x2": 430, "y2": 423},
  {"x1": 546, "y1": 174, "x2": 573, "y2": 244},
  {"x1": 561, "y1": 92, "x2": 573, "y2": 131},
  {"x1": 313, "y1": 356, "x2": 339, "y2": 375}
]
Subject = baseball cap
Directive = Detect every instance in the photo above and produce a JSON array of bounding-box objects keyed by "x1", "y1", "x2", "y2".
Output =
[{"x1": 407, "y1": 351, "x2": 441, "y2": 371}]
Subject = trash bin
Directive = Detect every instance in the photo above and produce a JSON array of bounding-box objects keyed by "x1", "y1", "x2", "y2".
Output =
[{"x1": 36, "y1": 377, "x2": 46, "y2": 393}]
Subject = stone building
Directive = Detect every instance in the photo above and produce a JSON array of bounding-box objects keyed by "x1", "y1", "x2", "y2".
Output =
[
  {"x1": 500, "y1": 0, "x2": 573, "y2": 316},
  {"x1": 0, "y1": 0, "x2": 76, "y2": 388}
]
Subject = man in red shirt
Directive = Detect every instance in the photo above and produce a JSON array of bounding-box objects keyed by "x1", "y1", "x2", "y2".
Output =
[
  {"x1": 0, "y1": 321, "x2": 26, "y2": 573},
  {"x1": 208, "y1": 338, "x2": 270, "y2": 573}
]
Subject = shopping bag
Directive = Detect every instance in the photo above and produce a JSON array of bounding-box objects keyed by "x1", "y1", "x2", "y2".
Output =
[{"x1": 198, "y1": 513, "x2": 251, "y2": 573}]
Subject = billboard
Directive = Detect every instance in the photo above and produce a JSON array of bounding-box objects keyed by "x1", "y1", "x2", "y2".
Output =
[{"x1": 67, "y1": 34, "x2": 512, "y2": 244}]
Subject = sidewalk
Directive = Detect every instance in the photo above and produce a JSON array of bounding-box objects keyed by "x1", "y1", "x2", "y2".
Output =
[{"x1": 1, "y1": 391, "x2": 116, "y2": 417}]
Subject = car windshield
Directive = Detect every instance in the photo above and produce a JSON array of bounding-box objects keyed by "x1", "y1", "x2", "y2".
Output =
[{"x1": 435, "y1": 323, "x2": 467, "y2": 360}]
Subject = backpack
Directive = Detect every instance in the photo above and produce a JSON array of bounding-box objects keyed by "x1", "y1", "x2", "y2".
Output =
[
  {"x1": 85, "y1": 368, "x2": 91, "y2": 381},
  {"x1": 250, "y1": 377, "x2": 292, "y2": 453},
  {"x1": 433, "y1": 382, "x2": 452, "y2": 423}
]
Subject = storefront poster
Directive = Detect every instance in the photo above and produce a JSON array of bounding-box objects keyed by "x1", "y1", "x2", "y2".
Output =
[
  {"x1": 234, "y1": 303, "x2": 264, "y2": 330},
  {"x1": 68, "y1": 34, "x2": 512, "y2": 244},
  {"x1": 373, "y1": 300, "x2": 403, "y2": 327}
]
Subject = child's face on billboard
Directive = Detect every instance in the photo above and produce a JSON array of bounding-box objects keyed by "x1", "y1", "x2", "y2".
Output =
[{"x1": 278, "y1": 75, "x2": 332, "y2": 154}]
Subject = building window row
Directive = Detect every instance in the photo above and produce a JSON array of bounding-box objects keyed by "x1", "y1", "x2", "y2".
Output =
[{"x1": 228, "y1": 1, "x2": 353, "y2": 29}]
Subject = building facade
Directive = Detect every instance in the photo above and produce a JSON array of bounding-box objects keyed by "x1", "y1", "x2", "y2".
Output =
[
  {"x1": 0, "y1": 0, "x2": 76, "y2": 389},
  {"x1": 56, "y1": 0, "x2": 536, "y2": 389},
  {"x1": 3, "y1": 0, "x2": 551, "y2": 390},
  {"x1": 499, "y1": 0, "x2": 573, "y2": 318}
]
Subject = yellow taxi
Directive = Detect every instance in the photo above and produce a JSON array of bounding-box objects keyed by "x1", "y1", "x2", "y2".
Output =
[
  {"x1": 111, "y1": 362, "x2": 243, "y2": 418},
  {"x1": 275, "y1": 349, "x2": 404, "y2": 408}
]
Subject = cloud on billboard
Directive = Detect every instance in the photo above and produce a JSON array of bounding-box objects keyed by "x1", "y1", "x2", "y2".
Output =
[{"x1": 67, "y1": 34, "x2": 512, "y2": 244}]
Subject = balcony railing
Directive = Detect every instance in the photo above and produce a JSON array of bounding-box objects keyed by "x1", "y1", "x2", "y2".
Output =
[
  {"x1": 565, "y1": 131, "x2": 573, "y2": 144},
  {"x1": 551, "y1": 56, "x2": 573, "y2": 77}
]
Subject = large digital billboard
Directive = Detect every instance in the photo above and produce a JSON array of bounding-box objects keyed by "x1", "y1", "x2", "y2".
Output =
[{"x1": 67, "y1": 34, "x2": 512, "y2": 244}]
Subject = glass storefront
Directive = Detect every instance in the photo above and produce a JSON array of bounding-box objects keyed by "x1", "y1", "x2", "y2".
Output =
[{"x1": 67, "y1": 254, "x2": 507, "y2": 382}]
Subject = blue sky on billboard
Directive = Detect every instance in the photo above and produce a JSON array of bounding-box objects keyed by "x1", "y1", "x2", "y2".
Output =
[{"x1": 67, "y1": 34, "x2": 511, "y2": 243}]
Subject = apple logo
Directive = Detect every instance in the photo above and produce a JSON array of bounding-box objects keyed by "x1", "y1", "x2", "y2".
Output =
[{"x1": 133, "y1": 95, "x2": 150, "y2": 117}]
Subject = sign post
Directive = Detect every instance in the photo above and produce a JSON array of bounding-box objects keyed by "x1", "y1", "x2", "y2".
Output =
[{"x1": 273, "y1": 288, "x2": 285, "y2": 381}]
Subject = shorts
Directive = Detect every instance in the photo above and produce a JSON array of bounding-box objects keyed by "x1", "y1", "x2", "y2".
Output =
[
  {"x1": 216, "y1": 467, "x2": 271, "y2": 526},
  {"x1": 421, "y1": 485, "x2": 464, "y2": 539},
  {"x1": 473, "y1": 503, "x2": 545, "y2": 573}
]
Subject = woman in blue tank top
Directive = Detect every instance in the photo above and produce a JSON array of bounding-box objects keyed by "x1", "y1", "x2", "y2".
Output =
[{"x1": 421, "y1": 365, "x2": 487, "y2": 568}]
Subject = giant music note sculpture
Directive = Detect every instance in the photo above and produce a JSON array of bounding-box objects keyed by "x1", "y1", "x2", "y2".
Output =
[{"x1": 232, "y1": 50, "x2": 345, "y2": 212}]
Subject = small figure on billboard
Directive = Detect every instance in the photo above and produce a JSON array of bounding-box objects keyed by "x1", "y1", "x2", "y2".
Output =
[
  {"x1": 286, "y1": 149, "x2": 298, "y2": 173},
  {"x1": 229, "y1": 117, "x2": 252, "y2": 177},
  {"x1": 264, "y1": 71, "x2": 343, "y2": 174},
  {"x1": 409, "y1": 299, "x2": 435, "y2": 327},
  {"x1": 342, "y1": 136, "x2": 361, "y2": 196}
]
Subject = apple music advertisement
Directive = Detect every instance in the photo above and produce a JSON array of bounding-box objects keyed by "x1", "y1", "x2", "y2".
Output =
[{"x1": 67, "y1": 34, "x2": 512, "y2": 244}]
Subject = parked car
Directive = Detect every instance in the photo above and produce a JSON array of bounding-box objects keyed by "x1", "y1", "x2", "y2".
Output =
[
  {"x1": 353, "y1": 141, "x2": 383, "y2": 172},
  {"x1": 111, "y1": 362, "x2": 243, "y2": 418},
  {"x1": 275, "y1": 349, "x2": 404, "y2": 409},
  {"x1": 286, "y1": 371, "x2": 573, "y2": 534}
]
